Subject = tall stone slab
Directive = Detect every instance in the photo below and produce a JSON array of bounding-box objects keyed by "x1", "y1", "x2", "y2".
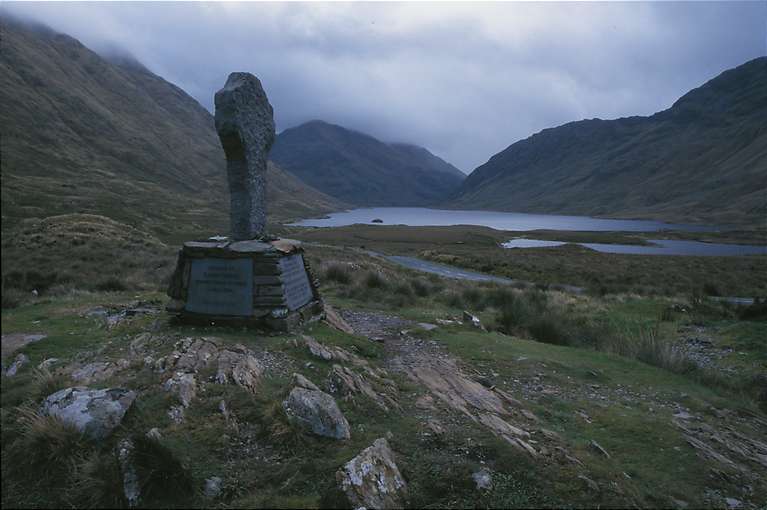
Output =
[
  {"x1": 214, "y1": 73, "x2": 275, "y2": 241},
  {"x1": 167, "y1": 72, "x2": 323, "y2": 331}
]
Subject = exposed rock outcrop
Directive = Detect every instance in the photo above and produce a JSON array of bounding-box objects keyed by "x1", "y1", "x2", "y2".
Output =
[
  {"x1": 71, "y1": 360, "x2": 130, "y2": 384},
  {"x1": 4, "y1": 353, "x2": 30, "y2": 377},
  {"x1": 336, "y1": 438, "x2": 407, "y2": 509},
  {"x1": 283, "y1": 385, "x2": 350, "y2": 440},
  {"x1": 117, "y1": 438, "x2": 141, "y2": 507},
  {"x1": 215, "y1": 345, "x2": 263, "y2": 393},
  {"x1": 163, "y1": 372, "x2": 198, "y2": 407},
  {"x1": 324, "y1": 304, "x2": 355, "y2": 335},
  {"x1": 41, "y1": 387, "x2": 136, "y2": 440}
]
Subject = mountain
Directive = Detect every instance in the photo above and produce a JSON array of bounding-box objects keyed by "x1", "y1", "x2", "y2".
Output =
[
  {"x1": 452, "y1": 57, "x2": 767, "y2": 226},
  {"x1": 270, "y1": 120, "x2": 465, "y2": 206},
  {"x1": 0, "y1": 14, "x2": 343, "y2": 243}
]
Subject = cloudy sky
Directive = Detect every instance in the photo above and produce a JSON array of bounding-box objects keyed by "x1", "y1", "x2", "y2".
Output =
[{"x1": 5, "y1": 1, "x2": 766, "y2": 171}]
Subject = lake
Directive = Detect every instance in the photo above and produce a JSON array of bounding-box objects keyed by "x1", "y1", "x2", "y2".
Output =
[
  {"x1": 292, "y1": 207, "x2": 715, "y2": 232},
  {"x1": 503, "y1": 238, "x2": 767, "y2": 256}
]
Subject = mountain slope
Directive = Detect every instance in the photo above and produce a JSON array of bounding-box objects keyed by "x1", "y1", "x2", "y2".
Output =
[
  {"x1": 0, "y1": 14, "x2": 343, "y2": 242},
  {"x1": 270, "y1": 120, "x2": 465, "y2": 206},
  {"x1": 452, "y1": 57, "x2": 767, "y2": 226}
]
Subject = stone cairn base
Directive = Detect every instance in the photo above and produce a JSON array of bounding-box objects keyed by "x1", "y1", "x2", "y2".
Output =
[{"x1": 167, "y1": 237, "x2": 322, "y2": 331}]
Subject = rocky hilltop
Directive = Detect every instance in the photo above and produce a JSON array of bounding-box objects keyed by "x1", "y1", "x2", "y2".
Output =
[{"x1": 452, "y1": 57, "x2": 767, "y2": 226}]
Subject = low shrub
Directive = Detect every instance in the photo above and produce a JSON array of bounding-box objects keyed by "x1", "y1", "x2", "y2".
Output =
[
  {"x1": 9, "y1": 405, "x2": 88, "y2": 482},
  {"x1": 131, "y1": 435, "x2": 195, "y2": 505},
  {"x1": 528, "y1": 317, "x2": 568, "y2": 345},
  {"x1": 460, "y1": 287, "x2": 485, "y2": 310},
  {"x1": 324, "y1": 263, "x2": 352, "y2": 285},
  {"x1": 1, "y1": 288, "x2": 27, "y2": 309},
  {"x1": 411, "y1": 278, "x2": 432, "y2": 297},
  {"x1": 363, "y1": 271, "x2": 387, "y2": 290},
  {"x1": 68, "y1": 451, "x2": 124, "y2": 508},
  {"x1": 31, "y1": 368, "x2": 71, "y2": 402},
  {"x1": 702, "y1": 282, "x2": 721, "y2": 296},
  {"x1": 738, "y1": 298, "x2": 767, "y2": 321},
  {"x1": 94, "y1": 276, "x2": 128, "y2": 292}
]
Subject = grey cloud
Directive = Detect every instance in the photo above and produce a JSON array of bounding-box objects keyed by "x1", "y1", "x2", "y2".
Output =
[{"x1": 4, "y1": 2, "x2": 765, "y2": 171}]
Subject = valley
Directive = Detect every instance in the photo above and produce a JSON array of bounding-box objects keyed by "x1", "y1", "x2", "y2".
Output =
[{"x1": 1, "y1": 9, "x2": 765, "y2": 510}]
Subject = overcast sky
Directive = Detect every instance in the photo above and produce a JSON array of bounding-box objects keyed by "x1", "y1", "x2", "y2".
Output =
[{"x1": 6, "y1": 1, "x2": 766, "y2": 172}]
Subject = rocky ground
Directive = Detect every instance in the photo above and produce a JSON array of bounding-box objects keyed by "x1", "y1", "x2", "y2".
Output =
[{"x1": 1, "y1": 292, "x2": 765, "y2": 509}]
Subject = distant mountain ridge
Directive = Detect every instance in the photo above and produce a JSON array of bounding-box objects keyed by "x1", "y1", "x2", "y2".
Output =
[
  {"x1": 0, "y1": 14, "x2": 343, "y2": 242},
  {"x1": 453, "y1": 57, "x2": 767, "y2": 226},
  {"x1": 270, "y1": 120, "x2": 465, "y2": 206}
]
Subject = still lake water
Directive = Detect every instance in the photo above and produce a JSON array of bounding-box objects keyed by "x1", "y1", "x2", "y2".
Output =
[
  {"x1": 293, "y1": 207, "x2": 714, "y2": 232},
  {"x1": 294, "y1": 207, "x2": 766, "y2": 257},
  {"x1": 503, "y1": 238, "x2": 767, "y2": 256}
]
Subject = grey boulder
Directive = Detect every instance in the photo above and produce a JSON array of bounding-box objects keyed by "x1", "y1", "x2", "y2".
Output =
[
  {"x1": 336, "y1": 438, "x2": 407, "y2": 509},
  {"x1": 283, "y1": 386, "x2": 350, "y2": 440},
  {"x1": 41, "y1": 386, "x2": 136, "y2": 440}
]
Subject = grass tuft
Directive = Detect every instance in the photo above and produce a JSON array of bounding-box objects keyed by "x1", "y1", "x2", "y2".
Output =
[{"x1": 9, "y1": 405, "x2": 88, "y2": 481}]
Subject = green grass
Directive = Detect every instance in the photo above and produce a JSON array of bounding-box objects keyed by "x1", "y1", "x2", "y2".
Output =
[
  {"x1": 425, "y1": 327, "x2": 754, "y2": 506},
  {"x1": 293, "y1": 224, "x2": 767, "y2": 297},
  {"x1": 2, "y1": 239, "x2": 765, "y2": 508}
]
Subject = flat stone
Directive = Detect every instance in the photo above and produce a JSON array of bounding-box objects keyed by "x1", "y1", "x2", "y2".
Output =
[
  {"x1": 252, "y1": 263, "x2": 281, "y2": 275},
  {"x1": 258, "y1": 285, "x2": 286, "y2": 296},
  {"x1": 228, "y1": 240, "x2": 274, "y2": 253},
  {"x1": 71, "y1": 361, "x2": 120, "y2": 384},
  {"x1": 270, "y1": 238, "x2": 302, "y2": 253},
  {"x1": 324, "y1": 304, "x2": 355, "y2": 335},
  {"x1": 253, "y1": 275, "x2": 283, "y2": 285},
  {"x1": 185, "y1": 258, "x2": 254, "y2": 317},
  {"x1": 184, "y1": 241, "x2": 225, "y2": 249},
  {"x1": 279, "y1": 254, "x2": 314, "y2": 311},
  {"x1": 293, "y1": 373, "x2": 320, "y2": 391}
]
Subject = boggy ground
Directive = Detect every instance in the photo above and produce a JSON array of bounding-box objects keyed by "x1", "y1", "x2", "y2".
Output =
[
  {"x1": 289, "y1": 224, "x2": 767, "y2": 297},
  {"x1": 1, "y1": 243, "x2": 765, "y2": 509}
]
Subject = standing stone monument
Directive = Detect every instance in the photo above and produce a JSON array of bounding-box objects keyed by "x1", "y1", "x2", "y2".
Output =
[{"x1": 166, "y1": 72, "x2": 322, "y2": 330}]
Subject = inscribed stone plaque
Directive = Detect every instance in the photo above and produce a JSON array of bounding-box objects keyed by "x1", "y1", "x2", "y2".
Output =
[
  {"x1": 186, "y1": 258, "x2": 253, "y2": 316},
  {"x1": 278, "y1": 254, "x2": 313, "y2": 311}
]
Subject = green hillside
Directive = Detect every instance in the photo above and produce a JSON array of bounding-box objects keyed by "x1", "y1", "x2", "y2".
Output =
[
  {"x1": 0, "y1": 15, "x2": 343, "y2": 243},
  {"x1": 452, "y1": 58, "x2": 767, "y2": 227},
  {"x1": 270, "y1": 120, "x2": 465, "y2": 206}
]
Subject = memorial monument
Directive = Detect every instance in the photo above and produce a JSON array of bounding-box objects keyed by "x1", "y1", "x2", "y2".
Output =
[{"x1": 166, "y1": 72, "x2": 322, "y2": 330}]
